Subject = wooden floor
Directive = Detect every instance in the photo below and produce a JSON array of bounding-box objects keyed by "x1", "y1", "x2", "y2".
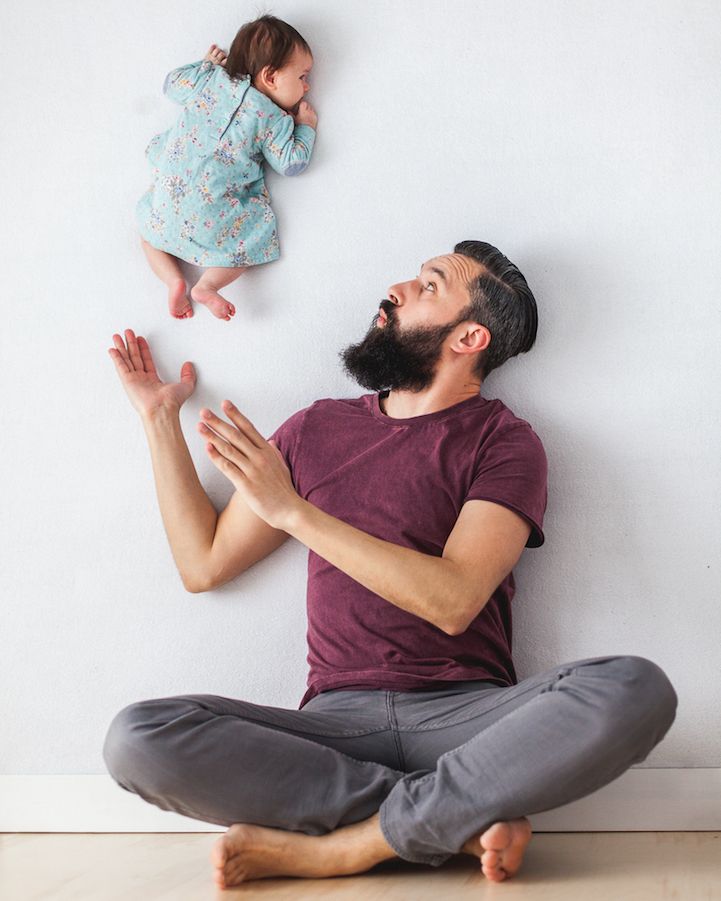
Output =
[{"x1": 1, "y1": 832, "x2": 719, "y2": 900}]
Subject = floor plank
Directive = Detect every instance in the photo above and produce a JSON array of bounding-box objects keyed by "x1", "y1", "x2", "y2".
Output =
[{"x1": 0, "y1": 832, "x2": 719, "y2": 900}]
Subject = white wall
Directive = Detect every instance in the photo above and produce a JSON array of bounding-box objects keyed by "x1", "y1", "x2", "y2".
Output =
[{"x1": 2, "y1": 0, "x2": 719, "y2": 776}]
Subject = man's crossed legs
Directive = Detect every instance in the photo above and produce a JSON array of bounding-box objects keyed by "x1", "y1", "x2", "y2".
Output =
[{"x1": 103, "y1": 655, "x2": 676, "y2": 887}]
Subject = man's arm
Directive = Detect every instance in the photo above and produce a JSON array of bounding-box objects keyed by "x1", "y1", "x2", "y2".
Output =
[
  {"x1": 284, "y1": 498, "x2": 530, "y2": 635},
  {"x1": 109, "y1": 330, "x2": 288, "y2": 593},
  {"x1": 198, "y1": 402, "x2": 532, "y2": 634}
]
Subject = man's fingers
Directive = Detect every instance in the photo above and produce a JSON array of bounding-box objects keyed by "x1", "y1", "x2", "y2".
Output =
[
  {"x1": 205, "y1": 441, "x2": 245, "y2": 481},
  {"x1": 108, "y1": 347, "x2": 130, "y2": 374},
  {"x1": 111, "y1": 333, "x2": 132, "y2": 369},
  {"x1": 125, "y1": 329, "x2": 144, "y2": 372},
  {"x1": 199, "y1": 421, "x2": 249, "y2": 467},
  {"x1": 220, "y1": 400, "x2": 265, "y2": 449},
  {"x1": 137, "y1": 336, "x2": 158, "y2": 376},
  {"x1": 198, "y1": 411, "x2": 252, "y2": 458},
  {"x1": 180, "y1": 361, "x2": 196, "y2": 384}
]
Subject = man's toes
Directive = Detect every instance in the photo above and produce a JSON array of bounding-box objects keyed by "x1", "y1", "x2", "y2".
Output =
[
  {"x1": 482, "y1": 821, "x2": 510, "y2": 851},
  {"x1": 211, "y1": 844, "x2": 226, "y2": 868},
  {"x1": 222, "y1": 859, "x2": 248, "y2": 887},
  {"x1": 482, "y1": 863, "x2": 507, "y2": 883},
  {"x1": 481, "y1": 848, "x2": 500, "y2": 868}
]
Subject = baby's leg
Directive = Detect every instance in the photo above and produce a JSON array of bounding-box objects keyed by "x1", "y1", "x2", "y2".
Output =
[
  {"x1": 140, "y1": 238, "x2": 193, "y2": 319},
  {"x1": 191, "y1": 267, "x2": 246, "y2": 321}
]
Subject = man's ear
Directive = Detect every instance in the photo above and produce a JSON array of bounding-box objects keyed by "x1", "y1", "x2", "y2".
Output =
[{"x1": 453, "y1": 323, "x2": 491, "y2": 356}]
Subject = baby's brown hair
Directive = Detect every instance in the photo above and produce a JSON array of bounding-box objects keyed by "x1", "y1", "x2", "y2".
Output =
[{"x1": 225, "y1": 14, "x2": 311, "y2": 81}]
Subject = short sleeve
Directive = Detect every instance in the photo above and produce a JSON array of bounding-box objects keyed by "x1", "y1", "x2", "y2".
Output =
[
  {"x1": 465, "y1": 424, "x2": 548, "y2": 548},
  {"x1": 162, "y1": 59, "x2": 215, "y2": 105},
  {"x1": 261, "y1": 113, "x2": 316, "y2": 176},
  {"x1": 269, "y1": 407, "x2": 309, "y2": 488}
]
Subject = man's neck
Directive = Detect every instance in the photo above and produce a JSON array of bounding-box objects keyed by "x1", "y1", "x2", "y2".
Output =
[{"x1": 380, "y1": 377, "x2": 482, "y2": 419}]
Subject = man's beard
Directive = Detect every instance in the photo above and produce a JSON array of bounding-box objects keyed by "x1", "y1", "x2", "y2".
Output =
[{"x1": 340, "y1": 303, "x2": 465, "y2": 393}]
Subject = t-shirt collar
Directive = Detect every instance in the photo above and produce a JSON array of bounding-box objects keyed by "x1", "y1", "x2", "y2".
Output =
[{"x1": 369, "y1": 390, "x2": 486, "y2": 426}]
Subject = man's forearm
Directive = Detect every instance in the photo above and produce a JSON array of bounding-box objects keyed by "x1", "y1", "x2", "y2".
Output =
[
  {"x1": 284, "y1": 500, "x2": 476, "y2": 634},
  {"x1": 142, "y1": 405, "x2": 218, "y2": 588}
]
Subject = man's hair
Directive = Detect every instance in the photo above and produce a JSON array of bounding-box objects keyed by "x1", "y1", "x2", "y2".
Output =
[
  {"x1": 226, "y1": 15, "x2": 311, "y2": 81},
  {"x1": 454, "y1": 240, "x2": 538, "y2": 378}
]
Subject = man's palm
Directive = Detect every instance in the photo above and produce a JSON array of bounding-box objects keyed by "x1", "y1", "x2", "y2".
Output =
[{"x1": 109, "y1": 330, "x2": 196, "y2": 416}]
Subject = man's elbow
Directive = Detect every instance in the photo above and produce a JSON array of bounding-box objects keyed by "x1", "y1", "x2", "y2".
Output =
[
  {"x1": 180, "y1": 567, "x2": 233, "y2": 594},
  {"x1": 181, "y1": 572, "x2": 214, "y2": 594},
  {"x1": 439, "y1": 593, "x2": 492, "y2": 636}
]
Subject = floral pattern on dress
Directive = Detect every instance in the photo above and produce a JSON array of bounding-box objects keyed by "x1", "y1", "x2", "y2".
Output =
[
  {"x1": 214, "y1": 139, "x2": 237, "y2": 167},
  {"x1": 179, "y1": 213, "x2": 199, "y2": 241},
  {"x1": 162, "y1": 174, "x2": 189, "y2": 214},
  {"x1": 136, "y1": 59, "x2": 316, "y2": 267},
  {"x1": 148, "y1": 209, "x2": 165, "y2": 234}
]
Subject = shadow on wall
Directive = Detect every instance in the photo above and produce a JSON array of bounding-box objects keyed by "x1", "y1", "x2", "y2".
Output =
[{"x1": 511, "y1": 411, "x2": 664, "y2": 678}]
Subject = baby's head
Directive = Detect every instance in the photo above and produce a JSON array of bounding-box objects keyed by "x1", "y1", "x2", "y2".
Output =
[{"x1": 226, "y1": 14, "x2": 312, "y2": 113}]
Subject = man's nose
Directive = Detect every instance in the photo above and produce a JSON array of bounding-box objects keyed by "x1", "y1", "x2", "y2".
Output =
[{"x1": 387, "y1": 284, "x2": 403, "y2": 306}]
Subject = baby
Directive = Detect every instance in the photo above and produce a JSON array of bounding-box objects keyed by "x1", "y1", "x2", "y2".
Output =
[{"x1": 137, "y1": 15, "x2": 318, "y2": 320}]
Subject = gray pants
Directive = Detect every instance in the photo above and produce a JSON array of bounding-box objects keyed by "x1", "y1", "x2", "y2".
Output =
[{"x1": 103, "y1": 655, "x2": 676, "y2": 866}]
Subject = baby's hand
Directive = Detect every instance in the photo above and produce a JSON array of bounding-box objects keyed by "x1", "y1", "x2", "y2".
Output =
[
  {"x1": 294, "y1": 100, "x2": 318, "y2": 129},
  {"x1": 204, "y1": 44, "x2": 227, "y2": 66}
]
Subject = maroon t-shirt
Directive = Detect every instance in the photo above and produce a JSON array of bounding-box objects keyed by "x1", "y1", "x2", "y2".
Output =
[{"x1": 271, "y1": 391, "x2": 547, "y2": 707}]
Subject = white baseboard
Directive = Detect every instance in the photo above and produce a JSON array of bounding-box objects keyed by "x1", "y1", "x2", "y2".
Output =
[{"x1": 1, "y1": 770, "x2": 719, "y2": 832}]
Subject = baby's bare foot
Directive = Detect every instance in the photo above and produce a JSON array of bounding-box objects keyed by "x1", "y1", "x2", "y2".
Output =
[
  {"x1": 168, "y1": 279, "x2": 192, "y2": 319},
  {"x1": 191, "y1": 284, "x2": 235, "y2": 321},
  {"x1": 462, "y1": 817, "x2": 532, "y2": 882}
]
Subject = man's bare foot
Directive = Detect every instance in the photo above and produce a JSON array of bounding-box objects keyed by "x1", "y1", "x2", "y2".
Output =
[
  {"x1": 211, "y1": 817, "x2": 396, "y2": 889},
  {"x1": 191, "y1": 284, "x2": 235, "y2": 321},
  {"x1": 169, "y1": 279, "x2": 193, "y2": 319},
  {"x1": 462, "y1": 817, "x2": 532, "y2": 882}
]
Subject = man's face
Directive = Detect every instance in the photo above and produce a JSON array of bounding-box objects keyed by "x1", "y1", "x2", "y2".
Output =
[{"x1": 341, "y1": 253, "x2": 484, "y2": 392}]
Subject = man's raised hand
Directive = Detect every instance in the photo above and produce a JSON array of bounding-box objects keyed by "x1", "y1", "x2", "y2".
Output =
[
  {"x1": 108, "y1": 329, "x2": 196, "y2": 419},
  {"x1": 198, "y1": 400, "x2": 302, "y2": 531}
]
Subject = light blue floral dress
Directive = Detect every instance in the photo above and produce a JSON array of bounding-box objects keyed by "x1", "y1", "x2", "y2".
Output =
[{"x1": 137, "y1": 59, "x2": 316, "y2": 267}]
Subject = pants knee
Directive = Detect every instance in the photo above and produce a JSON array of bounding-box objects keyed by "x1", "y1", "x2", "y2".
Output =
[
  {"x1": 103, "y1": 701, "x2": 150, "y2": 788},
  {"x1": 606, "y1": 655, "x2": 678, "y2": 739},
  {"x1": 103, "y1": 697, "x2": 190, "y2": 794}
]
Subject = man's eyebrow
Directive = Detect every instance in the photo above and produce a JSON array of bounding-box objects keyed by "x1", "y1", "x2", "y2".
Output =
[{"x1": 419, "y1": 262, "x2": 448, "y2": 283}]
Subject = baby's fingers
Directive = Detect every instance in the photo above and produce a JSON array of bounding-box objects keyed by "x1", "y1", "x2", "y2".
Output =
[{"x1": 205, "y1": 43, "x2": 227, "y2": 64}]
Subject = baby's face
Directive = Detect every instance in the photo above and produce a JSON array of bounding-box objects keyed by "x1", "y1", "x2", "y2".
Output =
[{"x1": 259, "y1": 46, "x2": 313, "y2": 114}]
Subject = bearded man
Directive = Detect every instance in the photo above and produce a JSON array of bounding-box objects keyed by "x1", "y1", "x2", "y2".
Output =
[{"x1": 104, "y1": 240, "x2": 676, "y2": 888}]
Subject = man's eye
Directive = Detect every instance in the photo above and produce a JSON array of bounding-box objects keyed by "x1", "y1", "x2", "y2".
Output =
[{"x1": 425, "y1": 282, "x2": 436, "y2": 292}]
